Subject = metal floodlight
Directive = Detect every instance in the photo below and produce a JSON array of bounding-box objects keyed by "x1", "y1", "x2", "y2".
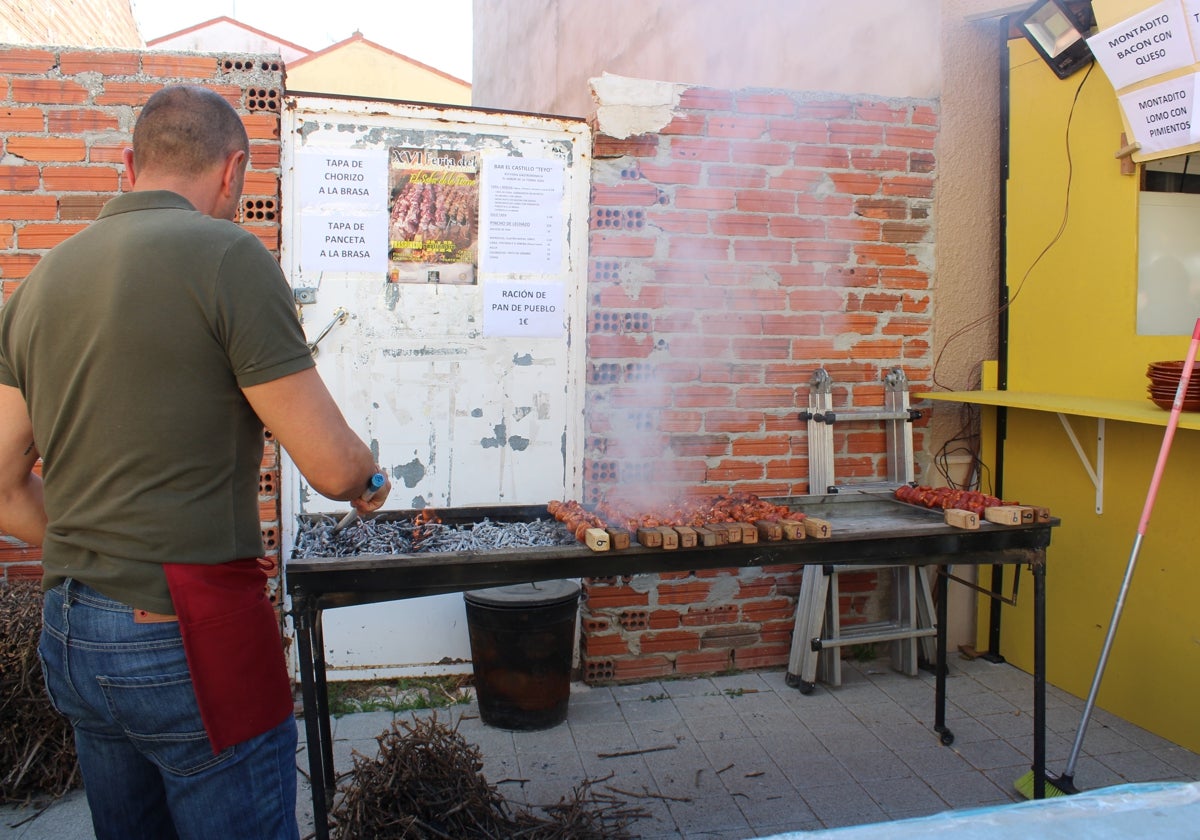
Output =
[{"x1": 1017, "y1": 0, "x2": 1094, "y2": 79}]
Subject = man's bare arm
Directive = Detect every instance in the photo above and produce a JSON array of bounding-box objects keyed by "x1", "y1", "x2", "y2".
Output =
[
  {"x1": 0, "y1": 384, "x2": 46, "y2": 545},
  {"x1": 241, "y1": 367, "x2": 390, "y2": 511}
]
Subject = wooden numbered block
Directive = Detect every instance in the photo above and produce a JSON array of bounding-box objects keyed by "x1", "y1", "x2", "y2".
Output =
[
  {"x1": 584, "y1": 528, "x2": 611, "y2": 551},
  {"x1": 606, "y1": 528, "x2": 631, "y2": 550},
  {"x1": 693, "y1": 526, "x2": 719, "y2": 547},
  {"x1": 755, "y1": 520, "x2": 783, "y2": 541},
  {"x1": 803, "y1": 517, "x2": 833, "y2": 539},
  {"x1": 944, "y1": 508, "x2": 979, "y2": 530},
  {"x1": 718, "y1": 523, "x2": 742, "y2": 544},
  {"x1": 656, "y1": 526, "x2": 679, "y2": 550},
  {"x1": 739, "y1": 523, "x2": 758, "y2": 544},
  {"x1": 1028, "y1": 506, "x2": 1051, "y2": 523},
  {"x1": 636, "y1": 527, "x2": 663, "y2": 548},
  {"x1": 780, "y1": 519, "x2": 807, "y2": 540},
  {"x1": 673, "y1": 526, "x2": 698, "y2": 548},
  {"x1": 983, "y1": 505, "x2": 1025, "y2": 526}
]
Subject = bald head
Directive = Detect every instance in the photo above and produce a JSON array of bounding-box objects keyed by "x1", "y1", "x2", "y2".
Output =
[{"x1": 132, "y1": 86, "x2": 249, "y2": 178}]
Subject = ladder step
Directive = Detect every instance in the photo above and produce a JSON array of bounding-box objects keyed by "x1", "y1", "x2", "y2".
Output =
[{"x1": 813, "y1": 621, "x2": 937, "y2": 650}]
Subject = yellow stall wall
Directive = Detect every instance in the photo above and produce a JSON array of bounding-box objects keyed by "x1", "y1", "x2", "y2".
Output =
[{"x1": 991, "y1": 39, "x2": 1200, "y2": 754}]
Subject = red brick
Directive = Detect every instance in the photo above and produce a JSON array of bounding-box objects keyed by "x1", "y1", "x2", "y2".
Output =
[
  {"x1": 141, "y1": 53, "x2": 218, "y2": 78},
  {"x1": 248, "y1": 225, "x2": 280, "y2": 253},
  {"x1": 733, "y1": 646, "x2": 790, "y2": 669},
  {"x1": 851, "y1": 149, "x2": 910, "y2": 172},
  {"x1": 736, "y1": 92, "x2": 797, "y2": 116},
  {"x1": 910, "y1": 151, "x2": 935, "y2": 174},
  {"x1": 824, "y1": 313, "x2": 879, "y2": 335},
  {"x1": 0, "y1": 195, "x2": 57, "y2": 220},
  {"x1": 736, "y1": 189, "x2": 795, "y2": 214},
  {"x1": 734, "y1": 386, "x2": 797, "y2": 409},
  {"x1": 591, "y1": 233, "x2": 657, "y2": 258},
  {"x1": 0, "y1": 165, "x2": 40, "y2": 191},
  {"x1": 635, "y1": 160, "x2": 702, "y2": 185},
  {"x1": 60, "y1": 51, "x2": 141, "y2": 76},
  {"x1": 48, "y1": 109, "x2": 120, "y2": 133},
  {"x1": 613, "y1": 656, "x2": 674, "y2": 681},
  {"x1": 854, "y1": 197, "x2": 908, "y2": 220},
  {"x1": 706, "y1": 459, "x2": 764, "y2": 481},
  {"x1": 243, "y1": 113, "x2": 280, "y2": 141},
  {"x1": 798, "y1": 195, "x2": 854, "y2": 216},
  {"x1": 582, "y1": 584, "x2": 650, "y2": 609},
  {"x1": 251, "y1": 142, "x2": 280, "y2": 170},
  {"x1": 793, "y1": 241, "x2": 852, "y2": 264},
  {"x1": 0, "y1": 254, "x2": 40, "y2": 279},
  {"x1": 856, "y1": 244, "x2": 913, "y2": 266},
  {"x1": 42, "y1": 166, "x2": 120, "y2": 192},
  {"x1": 882, "y1": 222, "x2": 929, "y2": 244},
  {"x1": 592, "y1": 182, "x2": 662, "y2": 206},
  {"x1": 676, "y1": 649, "x2": 733, "y2": 674},
  {"x1": 741, "y1": 598, "x2": 796, "y2": 622},
  {"x1": 855, "y1": 101, "x2": 909, "y2": 123},
  {"x1": 879, "y1": 267, "x2": 931, "y2": 288},
  {"x1": 886, "y1": 125, "x2": 937, "y2": 150},
  {"x1": 670, "y1": 138, "x2": 731, "y2": 162},
  {"x1": 587, "y1": 334, "x2": 654, "y2": 358},
  {"x1": 582, "y1": 633, "x2": 632, "y2": 657},
  {"x1": 765, "y1": 459, "x2": 808, "y2": 481},
  {"x1": 882, "y1": 318, "x2": 930, "y2": 337},
  {"x1": 661, "y1": 113, "x2": 706, "y2": 135},
  {"x1": 828, "y1": 218, "x2": 882, "y2": 242},
  {"x1": 732, "y1": 141, "x2": 792, "y2": 166},
  {"x1": 675, "y1": 187, "x2": 735, "y2": 211},
  {"x1": 681, "y1": 604, "x2": 739, "y2": 626},
  {"x1": 704, "y1": 410, "x2": 764, "y2": 434},
  {"x1": 712, "y1": 213, "x2": 768, "y2": 237},
  {"x1": 594, "y1": 133, "x2": 658, "y2": 158},
  {"x1": 882, "y1": 175, "x2": 934, "y2": 199},
  {"x1": 648, "y1": 609, "x2": 681, "y2": 629},
  {"x1": 641, "y1": 629, "x2": 701, "y2": 653},
  {"x1": 647, "y1": 209, "x2": 709, "y2": 235},
  {"x1": 6, "y1": 136, "x2": 87, "y2": 163},
  {"x1": 733, "y1": 239, "x2": 792, "y2": 263},
  {"x1": 707, "y1": 165, "x2": 767, "y2": 189},
  {"x1": 829, "y1": 172, "x2": 882, "y2": 195},
  {"x1": 679, "y1": 86, "x2": 734, "y2": 111},
  {"x1": 95, "y1": 82, "x2": 163, "y2": 106},
  {"x1": 0, "y1": 107, "x2": 46, "y2": 132},
  {"x1": 3, "y1": 561, "x2": 44, "y2": 580},
  {"x1": 730, "y1": 437, "x2": 790, "y2": 458},
  {"x1": 707, "y1": 115, "x2": 767, "y2": 139},
  {"x1": 89, "y1": 143, "x2": 130, "y2": 164},
  {"x1": 769, "y1": 118, "x2": 828, "y2": 144},
  {"x1": 12, "y1": 78, "x2": 89, "y2": 105},
  {"x1": 794, "y1": 147, "x2": 850, "y2": 169},
  {"x1": 668, "y1": 236, "x2": 730, "y2": 261},
  {"x1": 0, "y1": 48, "x2": 56, "y2": 74},
  {"x1": 0, "y1": 223, "x2": 13, "y2": 248},
  {"x1": 797, "y1": 100, "x2": 854, "y2": 120},
  {"x1": 769, "y1": 217, "x2": 824, "y2": 239}
]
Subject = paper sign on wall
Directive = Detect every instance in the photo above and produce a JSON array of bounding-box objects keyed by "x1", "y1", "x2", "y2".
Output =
[
  {"x1": 1117, "y1": 73, "x2": 1200, "y2": 151},
  {"x1": 1088, "y1": 0, "x2": 1194, "y2": 90},
  {"x1": 483, "y1": 281, "x2": 565, "y2": 337},
  {"x1": 481, "y1": 157, "x2": 566, "y2": 275},
  {"x1": 296, "y1": 149, "x2": 388, "y2": 211},
  {"x1": 300, "y1": 212, "x2": 389, "y2": 274}
]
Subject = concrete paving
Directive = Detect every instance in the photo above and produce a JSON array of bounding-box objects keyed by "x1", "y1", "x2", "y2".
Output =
[{"x1": 4, "y1": 656, "x2": 1200, "y2": 839}]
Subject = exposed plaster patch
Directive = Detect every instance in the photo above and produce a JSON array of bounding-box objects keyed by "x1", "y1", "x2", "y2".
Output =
[{"x1": 589, "y1": 72, "x2": 685, "y2": 140}]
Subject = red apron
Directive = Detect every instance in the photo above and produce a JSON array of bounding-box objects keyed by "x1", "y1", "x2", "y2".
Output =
[{"x1": 163, "y1": 559, "x2": 293, "y2": 754}]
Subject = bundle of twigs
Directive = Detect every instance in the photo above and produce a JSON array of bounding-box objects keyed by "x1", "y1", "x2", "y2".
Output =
[
  {"x1": 0, "y1": 580, "x2": 79, "y2": 804},
  {"x1": 329, "y1": 715, "x2": 645, "y2": 839}
]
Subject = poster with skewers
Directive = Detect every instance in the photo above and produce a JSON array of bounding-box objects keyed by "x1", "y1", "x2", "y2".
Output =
[{"x1": 387, "y1": 147, "x2": 479, "y2": 284}]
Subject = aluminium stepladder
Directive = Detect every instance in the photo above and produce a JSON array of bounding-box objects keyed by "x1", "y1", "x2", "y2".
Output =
[{"x1": 785, "y1": 367, "x2": 936, "y2": 692}]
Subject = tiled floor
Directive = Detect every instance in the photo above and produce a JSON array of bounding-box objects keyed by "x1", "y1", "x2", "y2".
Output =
[{"x1": 4, "y1": 656, "x2": 1200, "y2": 839}]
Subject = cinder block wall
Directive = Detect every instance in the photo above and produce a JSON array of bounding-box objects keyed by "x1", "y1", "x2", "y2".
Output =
[
  {"x1": 580, "y1": 87, "x2": 937, "y2": 682},
  {"x1": 0, "y1": 45, "x2": 285, "y2": 605}
]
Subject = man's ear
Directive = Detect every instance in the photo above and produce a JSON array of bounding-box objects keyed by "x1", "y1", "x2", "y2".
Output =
[
  {"x1": 220, "y1": 149, "x2": 248, "y2": 198},
  {"x1": 122, "y1": 147, "x2": 137, "y2": 190}
]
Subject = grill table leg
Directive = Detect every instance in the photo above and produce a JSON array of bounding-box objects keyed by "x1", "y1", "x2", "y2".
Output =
[
  {"x1": 1033, "y1": 558, "x2": 1047, "y2": 799},
  {"x1": 934, "y1": 564, "x2": 953, "y2": 745},
  {"x1": 296, "y1": 605, "x2": 332, "y2": 840}
]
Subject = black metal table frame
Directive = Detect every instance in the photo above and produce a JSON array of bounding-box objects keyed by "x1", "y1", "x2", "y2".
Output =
[{"x1": 286, "y1": 502, "x2": 1054, "y2": 840}]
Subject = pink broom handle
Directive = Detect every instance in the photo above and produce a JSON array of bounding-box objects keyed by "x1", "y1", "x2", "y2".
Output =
[{"x1": 1139, "y1": 317, "x2": 1200, "y2": 535}]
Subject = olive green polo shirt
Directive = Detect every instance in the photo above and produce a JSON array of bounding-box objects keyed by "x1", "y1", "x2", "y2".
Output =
[{"x1": 0, "y1": 191, "x2": 314, "y2": 614}]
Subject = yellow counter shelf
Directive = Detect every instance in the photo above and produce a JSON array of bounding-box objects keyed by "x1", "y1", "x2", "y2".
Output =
[{"x1": 914, "y1": 390, "x2": 1200, "y2": 514}]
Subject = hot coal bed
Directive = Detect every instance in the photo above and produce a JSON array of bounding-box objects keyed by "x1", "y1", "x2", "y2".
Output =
[{"x1": 286, "y1": 493, "x2": 1058, "y2": 839}]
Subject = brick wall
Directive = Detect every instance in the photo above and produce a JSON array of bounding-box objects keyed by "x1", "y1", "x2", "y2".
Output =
[
  {"x1": 0, "y1": 45, "x2": 285, "y2": 604},
  {"x1": 581, "y1": 87, "x2": 937, "y2": 683}
]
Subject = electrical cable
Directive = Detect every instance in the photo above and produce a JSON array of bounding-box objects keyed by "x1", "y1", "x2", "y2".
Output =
[{"x1": 930, "y1": 61, "x2": 1094, "y2": 393}]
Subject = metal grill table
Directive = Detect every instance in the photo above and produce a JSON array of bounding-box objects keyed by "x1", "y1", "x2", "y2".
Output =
[{"x1": 285, "y1": 494, "x2": 1057, "y2": 840}]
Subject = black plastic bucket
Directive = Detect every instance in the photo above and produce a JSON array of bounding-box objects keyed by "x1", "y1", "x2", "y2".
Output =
[{"x1": 463, "y1": 579, "x2": 580, "y2": 730}]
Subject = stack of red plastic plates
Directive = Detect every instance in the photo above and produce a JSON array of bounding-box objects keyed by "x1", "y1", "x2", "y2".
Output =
[{"x1": 1147, "y1": 361, "x2": 1200, "y2": 411}]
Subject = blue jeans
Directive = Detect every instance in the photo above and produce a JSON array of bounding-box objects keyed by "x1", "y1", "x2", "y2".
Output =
[{"x1": 39, "y1": 580, "x2": 299, "y2": 840}]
